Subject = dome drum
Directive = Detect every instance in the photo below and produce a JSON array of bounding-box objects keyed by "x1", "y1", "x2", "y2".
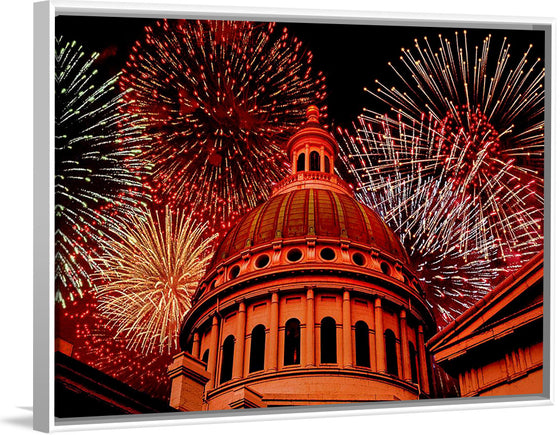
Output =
[{"x1": 177, "y1": 281, "x2": 433, "y2": 410}]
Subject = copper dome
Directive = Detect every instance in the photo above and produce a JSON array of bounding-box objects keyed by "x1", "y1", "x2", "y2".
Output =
[{"x1": 212, "y1": 187, "x2": 409, "y2": 266}]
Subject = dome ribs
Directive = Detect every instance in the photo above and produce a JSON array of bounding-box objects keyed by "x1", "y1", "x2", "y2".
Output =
[
  {"x1": 274, "y1": 191, "x2": 292, "y2": 239},
  {"x1": 339, "y1": 193, "x2": 368, "y2": 243},
  {"x1": 307, "y1": 189, "x2": 315, "y2": 236},
  {"x1": 316, "y1": 190, "x2": 338, "y2": 237},
  {"x1": 285, "y1": 190, "x2": 307, "y2": 237},
  {"x1": 329, "y1": 190, "x2": 348, "y2": 239},
  {"x1": 356, "y1": 202, "x2": 377, "y2": 246},
  {"x1": 246, "y1": 200, "x2": 269, "y2": 248}
]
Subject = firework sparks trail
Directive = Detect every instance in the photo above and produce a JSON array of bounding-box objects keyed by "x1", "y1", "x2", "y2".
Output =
[
  {"x1": 338, "y1": 31, "x2": 544, "y2": 326},
  {"x1": 94, "y1": 207, "x2": 218, "y2": 355},
  {"x1": 55, "y1": 37, "x2": 147, "y2": 308},
  {"x1": 119, "y1": 19, "x2": 327, "y2": 231}
]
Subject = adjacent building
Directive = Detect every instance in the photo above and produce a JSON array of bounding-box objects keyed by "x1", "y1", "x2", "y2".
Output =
[{"x1": 428, "y1": 252, "x2": 544, "y2": 397}]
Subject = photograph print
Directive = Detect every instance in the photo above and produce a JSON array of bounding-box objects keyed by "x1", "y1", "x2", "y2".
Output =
[{"x1": 53, "y1": 14, "x2": 546, "y2": 418}]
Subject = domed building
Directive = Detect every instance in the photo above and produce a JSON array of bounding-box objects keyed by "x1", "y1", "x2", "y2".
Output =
[{"x1": 167, "y1": 106, "x2": 437, "y2": 411}]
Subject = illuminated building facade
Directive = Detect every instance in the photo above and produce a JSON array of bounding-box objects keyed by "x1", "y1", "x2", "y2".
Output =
[
  {"x1": 168, "y1": 106, "x2": 437, "y2": 410},
  {"x1": 428, "y1": 253, "x2": 544, "y2": 397}
]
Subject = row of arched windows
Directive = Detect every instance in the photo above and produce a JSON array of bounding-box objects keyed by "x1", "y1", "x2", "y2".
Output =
[{"x1": 212, "y1": 319, "x2": 419, "y2": 385}]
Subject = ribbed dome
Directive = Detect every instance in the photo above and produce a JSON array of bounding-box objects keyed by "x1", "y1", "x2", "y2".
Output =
[{"x1": 212, "y1": 186, "x2": 409, "y2": 266}]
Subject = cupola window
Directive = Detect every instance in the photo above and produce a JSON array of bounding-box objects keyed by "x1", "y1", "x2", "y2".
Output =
[
  {"x1": 297, "y1": 152, "x2": 305, "y2": 172},
  {"x1": 310, "y1": 151, "x2": 320, "y2": 171},
  {"x1": 324, "y1": 155, "x2": 331, "y2": 173}
]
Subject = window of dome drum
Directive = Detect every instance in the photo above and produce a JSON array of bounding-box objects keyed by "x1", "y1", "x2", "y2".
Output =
[
  {"x1": 385, "y1": 329, "x2": 399, "y2": 376},
  {"x1": 355, "y1": 321, "x2": 370, "y2": 367},
  {"x1": 255, "y1": 254, "x2": 270, "y2": 268},
  {"x1": 352, "y1": 252, "x2": 366, "y2": 266},
  {"x1": 320, "y1": 317, "x2": 337, "y2": 363},
  {"x1": 229, "y1": 265, "x2": 240, "y2": 279},
  {"x1": 409, "y1": 342, "x2": 418, "y2": 384},
  {"x1": 320, "y1": 247, "x2": 336, "y2": 261},
  {"x1": 201, "y1": 349, "x2": 209, "y2": 366},
  {"x1": 284, "y1": 318, "x2": 300, "y2": 366},
  {"x1": 249, "y1": 325, "x2": 266, "y2": 373},
  {"x1": 287, "y1": 248, "x2": 303, "y2": 262},
  {"x1": 324, "y1": 156, "x2": 330, "y2": 172},
  {"x1": 220, "y1": 335, "x2": 235, "y2": 384}
]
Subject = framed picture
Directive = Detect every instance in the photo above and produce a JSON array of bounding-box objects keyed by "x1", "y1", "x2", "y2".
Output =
[{"x1": 33, "y1": 0, "x2": 553, "y2": 432}]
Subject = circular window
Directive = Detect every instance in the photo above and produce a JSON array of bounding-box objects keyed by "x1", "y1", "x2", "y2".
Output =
[
  {"x1": 352, "y1": 252, "x2": 366, "y2": 266},
  {"x1": 287, "y1": 248, "x2": 303, "y2": 262},
  {"x1": 380, "y1": 262, "x2": 390, "y2": 275},
  {"x1": 229, "y1": 265, "x2": 240, "y2": 279},
  {"x1": 255, "y1": 254, "x2": 270, "y2": 269},
  {"x1": 320, "y1": 247, "x2": 336, "y2": 261}
]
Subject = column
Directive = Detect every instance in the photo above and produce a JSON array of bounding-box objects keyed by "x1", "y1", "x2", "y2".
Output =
[
  {"x1": 305, "y1": 288, "x2": 315, "y2": 367},
  {"x1": 207, "y1": 314, "x2": 220, "y2": 389},
  {"x1": 417, "y1": 325, "x2": 429, "y2": 393},
  {"x1": 267, "y1": 291, "x2": 279, "y2": 371},
  {"x1": 192, "y1": 331, "x2": 200, "y2": 359},
  {"x1": 305, "y1": 144, "x2": 310, "y2": 171},
  {"x1": 320, "y1": 146, "x2": 325, "y2": 172},
  {"x1": 342, "y1": 290, "x2": 352, "y2": 367},
  {"x1": 374, "y1": 297, "x2": 386, "y2": 373},
  {"x1": 233, "y1": 301, "x2": 246, "y2": 379},
  {"x1": 400, "y1": 310, "x2": 411, "y2": 381}
]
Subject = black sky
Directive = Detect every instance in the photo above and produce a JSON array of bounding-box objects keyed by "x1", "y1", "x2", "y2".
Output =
[{"x1": 55, "y1": 15, "x2": 545, "y2": 129}]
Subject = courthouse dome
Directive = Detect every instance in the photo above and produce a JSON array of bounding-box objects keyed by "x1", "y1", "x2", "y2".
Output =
[
  {"x1": 212, "y1": 186, "x2": 409, "y2": 267},
  {"x1": 173, "y1": 106, "x2": 436, "y2": 412}
]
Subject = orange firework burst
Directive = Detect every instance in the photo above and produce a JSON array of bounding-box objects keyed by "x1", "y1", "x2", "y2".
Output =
[{"x1": 94, "y1": 207, "x2": 217, "y2": 355}]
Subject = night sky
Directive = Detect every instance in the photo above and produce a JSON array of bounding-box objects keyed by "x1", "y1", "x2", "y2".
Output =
[
  {"x1": 56, "y1": 14, "x2": 545, "y2": 129},
  {"x1": 53, "y1": 13, "x2": 546, "y2": 403}
]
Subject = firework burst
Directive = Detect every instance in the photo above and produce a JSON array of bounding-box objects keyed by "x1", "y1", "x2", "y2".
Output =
[
  {"x1": 94, "y1": 207, "x2": 217, "y2": 355},
  {"x1": 338, "y1": 31, "x2": 544, "y2": 326},
  {"x1": 55, "y1": 37, "x2": 147, "y2": 308},
  {"x1": 119, "y1": 19, "x2": 327, "y2": 229}
]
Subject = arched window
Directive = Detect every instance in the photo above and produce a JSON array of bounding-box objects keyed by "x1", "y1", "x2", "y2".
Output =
[
  {"x1": 249, "y1": 324, "x2": 266, "y2": 373},
  {"x1": 297, "y1": 153, "x2": 305, "y2": 172},
  {"x1": 385, "y1": 329, "x2": 398, "y2": 376},
  {"x1": 320, "y1": 317, "x2": 337, "y2": 364},
  {"x1": 284, "y1": 318, "x2": 301, "y2": 365},
  {"x1": 201, "y1": 349, "x2": 209, "y2": 366},
  {"x1": 310, "y1": 151, "x2": 320, "y2": 171},
  {"x1": 324, "y1": 156, "x2": 330, "y2": 173},
  {"x1": 409, "y1": 341, "x2": 418, "y2": 384},
  {"x1": 355, "y1": 321, "x2": 370, "y2": 367},
  {"x1": 220, "y1": 335, "x2": 235, "y2": 384}
]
